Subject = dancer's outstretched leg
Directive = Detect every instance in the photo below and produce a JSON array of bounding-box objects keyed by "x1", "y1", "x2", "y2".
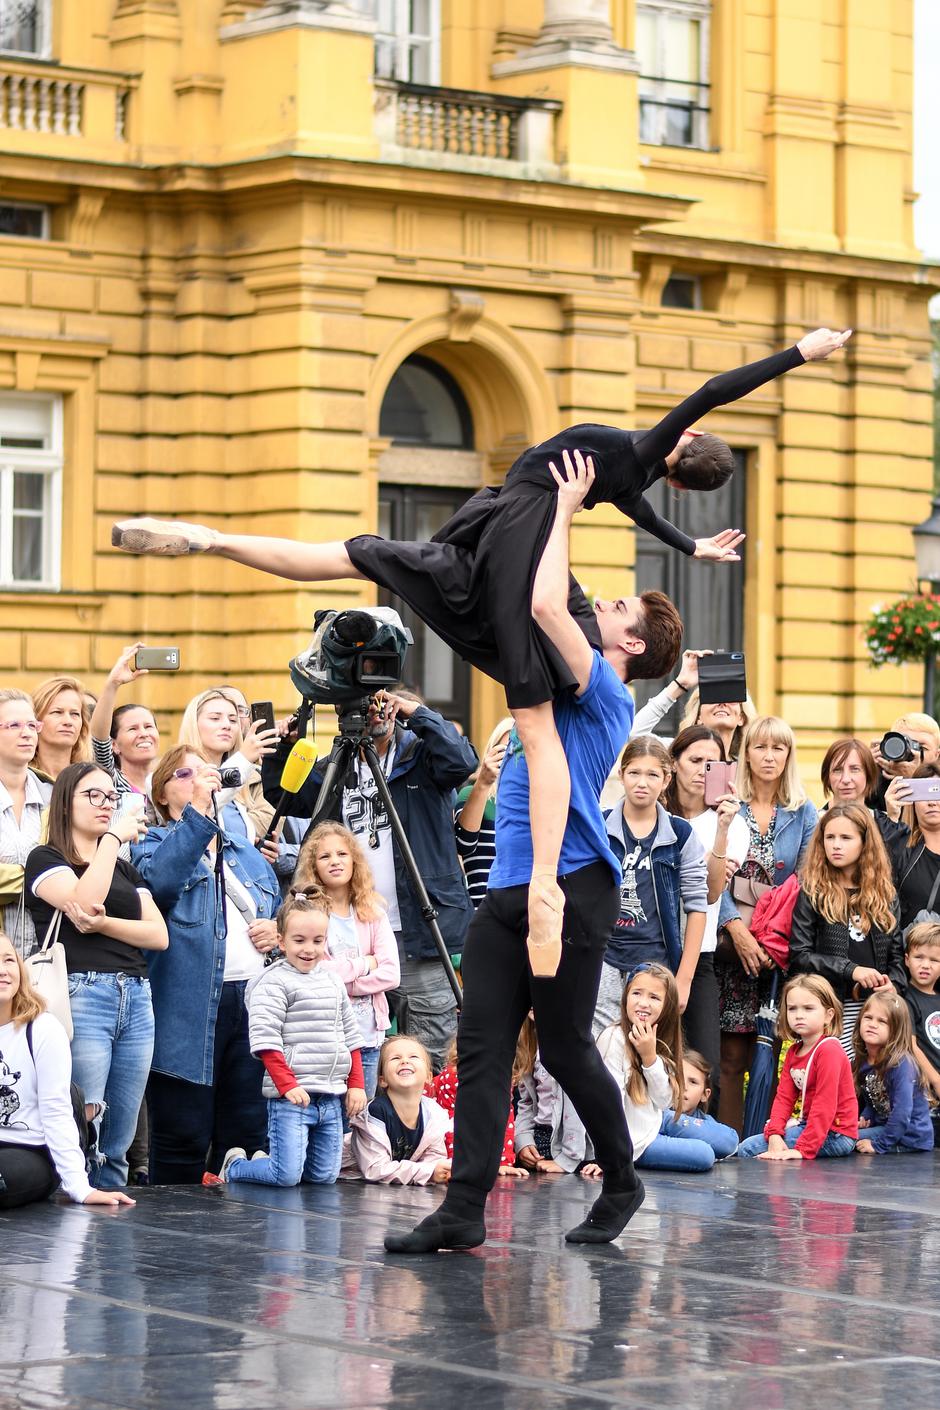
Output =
[
  {"x1": 513, "y1": 703, "x2": 568, "y2": 977},
  {"x1": 112, "y1": 518, "x2": 363, "y2": 582}
]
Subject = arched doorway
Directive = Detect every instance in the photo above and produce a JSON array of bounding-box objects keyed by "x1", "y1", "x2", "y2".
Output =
[{"x1": 377, "y1": 354, "x2": 476, "y2": 729}]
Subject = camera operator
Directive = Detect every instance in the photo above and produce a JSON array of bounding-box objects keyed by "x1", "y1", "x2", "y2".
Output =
[
  {"x1": 265, "y1": 689, "x2": 477, "y2": 1072},
  {"x1": 871, "y1": 713, "x2": 940, "y2": 814}
]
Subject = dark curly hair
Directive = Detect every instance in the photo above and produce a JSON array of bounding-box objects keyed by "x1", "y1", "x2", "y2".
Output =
[{"x1": 672, "y1": 433, "x2": 736, "y2": 491}]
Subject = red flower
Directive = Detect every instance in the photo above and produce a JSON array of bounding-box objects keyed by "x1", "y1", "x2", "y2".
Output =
[{"x1": 915, "y1": 626, "x2": 924, "y2": 634}]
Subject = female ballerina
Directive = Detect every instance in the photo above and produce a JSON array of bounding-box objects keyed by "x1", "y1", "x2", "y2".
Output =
[{"x1": 112, "y1": 328, "x2": 851, "y2": 971}]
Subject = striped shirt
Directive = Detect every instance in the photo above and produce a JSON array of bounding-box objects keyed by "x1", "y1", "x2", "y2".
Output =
[{"x1": 454, "y1": 787, "x2": 497, "y2": 909}]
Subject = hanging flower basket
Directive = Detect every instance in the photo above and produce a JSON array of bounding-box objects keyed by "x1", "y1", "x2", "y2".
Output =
[{"x1": 864, "y1": 594, "x2": 940, "y2": 667}]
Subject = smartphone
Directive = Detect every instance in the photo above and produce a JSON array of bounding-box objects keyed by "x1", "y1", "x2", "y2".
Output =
[
  {"x1": 704, "y1": 759, "x2": 736, "y2": 807},
  {"x1": 250, "y1": 701, "x2": 276, "y2": 734},
  {"x1": 134, "y1": 647, "x2": 180, "y2": 671},
  {"x1": 901, "y1": 778, "x2": 940, "y2": 803}
]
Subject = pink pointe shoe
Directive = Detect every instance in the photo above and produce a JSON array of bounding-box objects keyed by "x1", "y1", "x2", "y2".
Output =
[{"x1": 111, "y1": 517, "x2": 219, "y2": 556}]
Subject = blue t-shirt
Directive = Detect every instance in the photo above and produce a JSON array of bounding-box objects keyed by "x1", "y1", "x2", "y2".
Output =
[
  {"x1": 605, "y1": 822, "x2": 668, "y2": 971},
  {"x1": 488, "y1": 652, "x2": 635, "y2": 889}
]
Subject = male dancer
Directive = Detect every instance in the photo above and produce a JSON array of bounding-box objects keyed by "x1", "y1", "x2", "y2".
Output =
[{"x1": 384, "y1": 449, "x2": 682, "y2": 1251}]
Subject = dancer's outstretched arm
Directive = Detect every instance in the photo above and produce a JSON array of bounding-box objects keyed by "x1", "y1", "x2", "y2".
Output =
[{"x1": 633, "y1": 326, "x2": 852, "y2": 468}]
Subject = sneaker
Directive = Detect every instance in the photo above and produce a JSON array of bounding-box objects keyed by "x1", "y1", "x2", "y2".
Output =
[
  {"x1": 219, "y1": 1146, "x2": 246, "y2": 1182},
  {"x1": 111, "y1": 517, "x2": 220, "y2": 556},
  {"x1": 201, "y1": 1171, "x2": 223, "y2": 1187},
  {"x1": 251, "y1": 1151, "x2": 267, "y2": 1161}
]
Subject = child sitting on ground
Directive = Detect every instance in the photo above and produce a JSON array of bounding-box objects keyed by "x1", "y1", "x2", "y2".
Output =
[
  {"x1": 659, "y1": 1049, "x2": 739, "y2": 1159},
  {"x1": 221, "y1": 894, "x2": 365, "y2": 1187},
  {"x1": 432, "y1": 1037, "x2": 527, "y2": 1178},
  {"x1": 853, "y1": 990, "x2": 934, "y2": 1154},
  {"x1": 349, "y1": 1034, "x2": 450, "y2": 1185},
  {"x1": 901, "y1": 922, "x2": 940, "y2": 1139},
  {"x1": 513, "y1": 1011, "x2": 587, "y2": 1174},
  {"x1": 584, "y1": 962, "x2": 722, "y2": 1174},
  {"x1": 737, "y1": 975, "x2": 858, "y2": 1160}
]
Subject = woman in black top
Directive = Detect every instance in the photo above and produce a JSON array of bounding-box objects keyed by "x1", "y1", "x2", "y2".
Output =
[
  {"x1": 895, "y1": 763, "x2": 940, "y2": 931},
  {"x1": 820, "y1": 737, "x2": 910, "y2": 883},
  {"x1": 25, "y1": 763, "x2": 167, "y2": 1188}
]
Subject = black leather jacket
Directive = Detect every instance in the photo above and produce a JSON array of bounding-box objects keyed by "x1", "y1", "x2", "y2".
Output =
[{"x1": 788, "y1": 888, "x2": 906, "y2": 1001}]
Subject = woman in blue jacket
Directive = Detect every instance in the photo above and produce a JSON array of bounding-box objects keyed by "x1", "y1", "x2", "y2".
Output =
[
  {"x1": 132, "y1": 745, "x2": 280, "y2": 1184},
  {"x1": 715, "y1": 716, "x2": 817, "y2": 1133}
]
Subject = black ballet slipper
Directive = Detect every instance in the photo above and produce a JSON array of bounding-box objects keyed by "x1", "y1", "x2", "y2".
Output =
[
  {"x1": 565, "y1": 1178, "x2": 645, "y2": 1245},
  {"x1": 384, "y1": 1208, "x2": 486, "y2": 1255}
]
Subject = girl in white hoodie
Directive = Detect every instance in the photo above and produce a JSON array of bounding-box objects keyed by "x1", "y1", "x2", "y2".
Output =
[{"x1": 585, "y1": 961, "x2": 724, "y2": 1175}]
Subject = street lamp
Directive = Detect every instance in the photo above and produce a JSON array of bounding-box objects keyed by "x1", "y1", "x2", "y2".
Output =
[{"x1": 912, "y1": 495, "x2": 940, "y2": 716}]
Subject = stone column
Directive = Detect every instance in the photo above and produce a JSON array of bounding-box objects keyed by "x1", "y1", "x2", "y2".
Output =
[{"x1": 535, "y1": 1, "x2": 616, "y2": 47}]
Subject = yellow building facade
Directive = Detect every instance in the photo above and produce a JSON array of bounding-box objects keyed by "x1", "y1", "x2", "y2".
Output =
[{"x1": 0, "y1": 0, "x2": 936, "y2": 776}]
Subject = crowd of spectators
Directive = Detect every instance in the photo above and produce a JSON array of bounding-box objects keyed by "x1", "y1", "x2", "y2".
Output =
[{"x1": 1, "y1": 643, "x2": 938, "y2": 1211}]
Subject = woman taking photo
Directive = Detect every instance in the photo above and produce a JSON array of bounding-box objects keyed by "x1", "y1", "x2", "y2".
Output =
[
  {"x1": 133, "y1": 744, "x2": 280, "y2": 1184},
  {"x1": 631, "y1": 650, "x2": 756, "y2": 760},
  {"x1": 31, "y1": 676, "x2": 90, "y2": 782},
  {"x1": 894, "y1": 762, "x2": 940, "y2": 932},
  {"x1": 178, "y1": 689, "x2": 277, "y2": 848},
  {"x1": 23, "y1": 763, "x2": 167, "y2": 1188},
  {"x1": 715, "y1": 716, "x2": 817, "y2": 1132},
  {"x1": 0, "y1": 932, "x2": 134, "y2": 1209},
  {"x1": 89, "y1": 644, "x2": 161, "y2": 805},
  {"x1": 454, "y1": 716, "x2": 513, "y2": 907},
  {"x1": 0, "y1": 689, "x2": 52, "y2": 957},
  {"x1": 665, "y1": 725, "x2": 750, "y2": 1080},
  {"x1": 820, "y1": 737, "x2": 909, "y2": 881}
]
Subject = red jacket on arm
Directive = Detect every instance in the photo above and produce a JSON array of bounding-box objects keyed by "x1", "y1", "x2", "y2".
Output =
[
  {"x1": 432, "y1": 1064, "x2": 516, "y2": 1165},
  {"x1": 764, "y1": 1036, "x2": 859, "y2": 1158}
]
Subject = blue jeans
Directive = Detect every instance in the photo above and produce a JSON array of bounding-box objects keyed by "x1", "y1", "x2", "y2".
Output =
[
  {"x1": 67, "y1": 973, "x2": 154, "y2": 1189},
  {"x1": 858, "y1": 1125, "x2": 932, "y2": 1153},
  {"x1": 360, "y1": 1046, "x2": 380, "y2": 1100},
  {"x1": 637, "y1": 1132, "x2": 717, "y2": 1173},
  {"x1": 737, "y1": 1123, "x2": 857, "y2": 1158},
  {"x1": 226, "y1": 1094, "x2": 344, "y2": 1186},
  {"x1": 660, "y1": 1110, "x2": 739, "y2": 1159}
]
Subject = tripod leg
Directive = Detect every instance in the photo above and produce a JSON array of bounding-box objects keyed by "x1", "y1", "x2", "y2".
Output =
[
  {"x1": 361, "y1": 741, "x2": 463, "y2": 1007},
  {"x1": 308, "y1": 737, "x2": 356, "y2": 831}
]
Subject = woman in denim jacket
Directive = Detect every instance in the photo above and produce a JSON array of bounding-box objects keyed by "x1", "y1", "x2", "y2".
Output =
[
  {"x1": 132, "y1": 745, "x2": 280, "y2": 1184},
  {"x1": 715, "y1": 716, "x2": 817, "y2": 1133}
]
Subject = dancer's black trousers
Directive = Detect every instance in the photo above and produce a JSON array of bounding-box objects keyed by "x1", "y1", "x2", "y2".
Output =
[{"x1": 449, "y1": 860, "x2": 635, "y2": 1203}]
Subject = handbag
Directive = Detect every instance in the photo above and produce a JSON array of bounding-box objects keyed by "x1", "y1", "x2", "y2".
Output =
[
  {"x1": 716, "y1": 866, "x2": 773, "y2": 961},
  {"x1": 24, "y1": 908, "x2": 73, "y2": 1040}
]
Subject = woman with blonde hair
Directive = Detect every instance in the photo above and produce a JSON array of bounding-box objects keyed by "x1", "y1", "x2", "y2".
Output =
[
  {"x1": 0, "y1": 688, "x2": 52, "y2": 957},
  {"x1": 715, "y1": 715, "x2": 817, "y2": 1132},
  {"x1": 630, "y1": 648, "x2": 757, "y2": 760},
  {"x1": 454, "y1": 716, "x2": 514, "y2": 907},
  {"x1": 177, "y1": 688, "x2": 278, "y2": 853},
  {"x1": 31, "y1": 675, "x2": 90, "y2": 781},
  {"x1": 0, "y1": 931, "x2": 135, "y2": 1208}
]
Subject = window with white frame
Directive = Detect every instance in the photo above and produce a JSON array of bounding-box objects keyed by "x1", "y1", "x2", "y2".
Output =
[
  {"x1": 636, "y1": 1, "x2": 711, "y2": 149},
  {"x1": 374, "y1": 0, "x2": 439, "y2": 86},
  {"x1": 0, "y1": 1, "x2": 51, "y2": 57},
  {"x1": 0, "y1": 394, "x2": 62, "y2": 589}
]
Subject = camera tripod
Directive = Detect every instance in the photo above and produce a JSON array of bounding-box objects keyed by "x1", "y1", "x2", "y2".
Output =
[{"x1": 304, "y1": 696, "x2": 463, "y2": 1006}]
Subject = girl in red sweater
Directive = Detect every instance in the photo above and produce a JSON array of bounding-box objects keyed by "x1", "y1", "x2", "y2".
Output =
[
  {"x1": 736, "y1": 975, "x2": 858, "y2": 1160},
  {"x1": 432, "y1": 1037, "x2": 528, "y2": 1178}
]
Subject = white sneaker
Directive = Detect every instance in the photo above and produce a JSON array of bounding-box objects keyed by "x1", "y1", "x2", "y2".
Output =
[
  {"x1": 251, "y1": 1150, "x2": 267, "y2": 1161},
  {"x1": 219, "y1": 1146, "x2": 246, "y2": 1182},
  {"x1": 111, "y1": 517, "x2": 220, "y2": 556}
]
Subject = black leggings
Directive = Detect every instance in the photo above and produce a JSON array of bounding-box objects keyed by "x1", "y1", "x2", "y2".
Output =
[
  {"x1": 449, "y1": 861, "x2": 634, "y2": 1203},
  {"x1": 0, "y1": 1141, "x2": 60, "y2": 1209}
]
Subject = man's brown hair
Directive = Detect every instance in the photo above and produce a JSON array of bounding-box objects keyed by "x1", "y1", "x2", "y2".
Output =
[{"x1": 628, "y1": 590, "x2": 683, "y2": 682}]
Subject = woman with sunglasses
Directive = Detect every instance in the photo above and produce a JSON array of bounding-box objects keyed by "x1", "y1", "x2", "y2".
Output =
[
  {"x1": 132, "y1": 745, "x2": 280, "y2": 1184},
  {"x1": 0, "y1": 689, "x2": 52, "y2": 958},
  {"x1": 23, "y1": 763, "x2": 167, "y2": 1188}
]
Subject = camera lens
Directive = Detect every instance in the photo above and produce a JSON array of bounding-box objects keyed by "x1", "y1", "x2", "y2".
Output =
[
  {"x1": 880, "y1": 732, "x2": 910, "y2": 764},
  {"x1": 219, "y1": 767, "x2": 241, "y2": 788}
]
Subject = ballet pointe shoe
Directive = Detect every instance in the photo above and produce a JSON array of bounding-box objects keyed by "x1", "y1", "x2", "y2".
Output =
[
  {"x1": 111, "y1": 517, "x2": 220, "y2": 556},
  {"x1": 527, "y1": 868, "x2": 564, "y2": 979}
]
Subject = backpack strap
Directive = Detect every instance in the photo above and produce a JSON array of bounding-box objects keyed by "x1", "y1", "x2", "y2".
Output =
[{"x1": 802, "y1": 1035, "x2": 839, "y2": 1095}]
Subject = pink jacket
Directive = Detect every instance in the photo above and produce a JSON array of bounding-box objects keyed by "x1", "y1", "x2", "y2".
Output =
[
  {"x1": 320, "y1": 912, "x2": 400, "y2": 1037},
  {"x1": 346, "y1": 1096, "x2": 449, "y2": 1185}
]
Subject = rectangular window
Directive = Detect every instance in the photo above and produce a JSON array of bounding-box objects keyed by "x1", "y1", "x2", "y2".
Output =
[
  {"x1": 0, "y1": 394, "x2": 62, "y2": 590},
  {"x1": 0, "y1": 203, "x2": 50, "y2": 240},
  {"x1": 636, "y1": 1, "x2": 711, "y2": 150},
  {"x1": 374, "y1": 0, "x2": 440, "y2": 86},
  {"x1": 0, "y1": 0, "x2": 49, "y2": 57}
]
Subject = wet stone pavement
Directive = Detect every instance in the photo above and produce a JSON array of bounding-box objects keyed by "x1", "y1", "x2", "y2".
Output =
[{"x1": 3, "y1": 1154, "x2": 939, "y2": 1410}]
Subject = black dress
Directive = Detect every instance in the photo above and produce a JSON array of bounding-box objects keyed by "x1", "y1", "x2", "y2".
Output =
[{"x1": 347, "y1": 345, "x2": 804, "y2": 708}]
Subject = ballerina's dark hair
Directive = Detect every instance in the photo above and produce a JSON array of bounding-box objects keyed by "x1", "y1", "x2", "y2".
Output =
[{"x1": 672, "y1": 434, "x2": 736, "y2": 491}]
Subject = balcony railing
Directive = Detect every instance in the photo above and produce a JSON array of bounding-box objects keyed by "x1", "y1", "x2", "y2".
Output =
[
  {"x1": 375, "y1": 80, "x2": 560, "y2": 173},
  {"x1": 0, "y1": 57, "x2": 134, "y2": 147}
]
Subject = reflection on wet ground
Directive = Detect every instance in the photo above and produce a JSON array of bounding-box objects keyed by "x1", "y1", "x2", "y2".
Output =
[{"x1": 3, "y1": 1155, "x2": 939, "y2": 1409}]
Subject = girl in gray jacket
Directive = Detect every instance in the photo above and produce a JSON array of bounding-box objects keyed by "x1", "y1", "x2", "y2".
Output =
[{"x1": 221, "y1": 895, "x2": 366, "y2": 1187}]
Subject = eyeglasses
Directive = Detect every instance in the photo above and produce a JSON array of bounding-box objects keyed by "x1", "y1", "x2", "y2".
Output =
[
  {"x1": 0, "y1": 719, "x2": 43, "y2": 734},
  {"x1": 78, "y1": 788, "x2": 120, "y2": 808},
  {"x1": 170, "y1": 767, "x2": 196, "y2": 781}
]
